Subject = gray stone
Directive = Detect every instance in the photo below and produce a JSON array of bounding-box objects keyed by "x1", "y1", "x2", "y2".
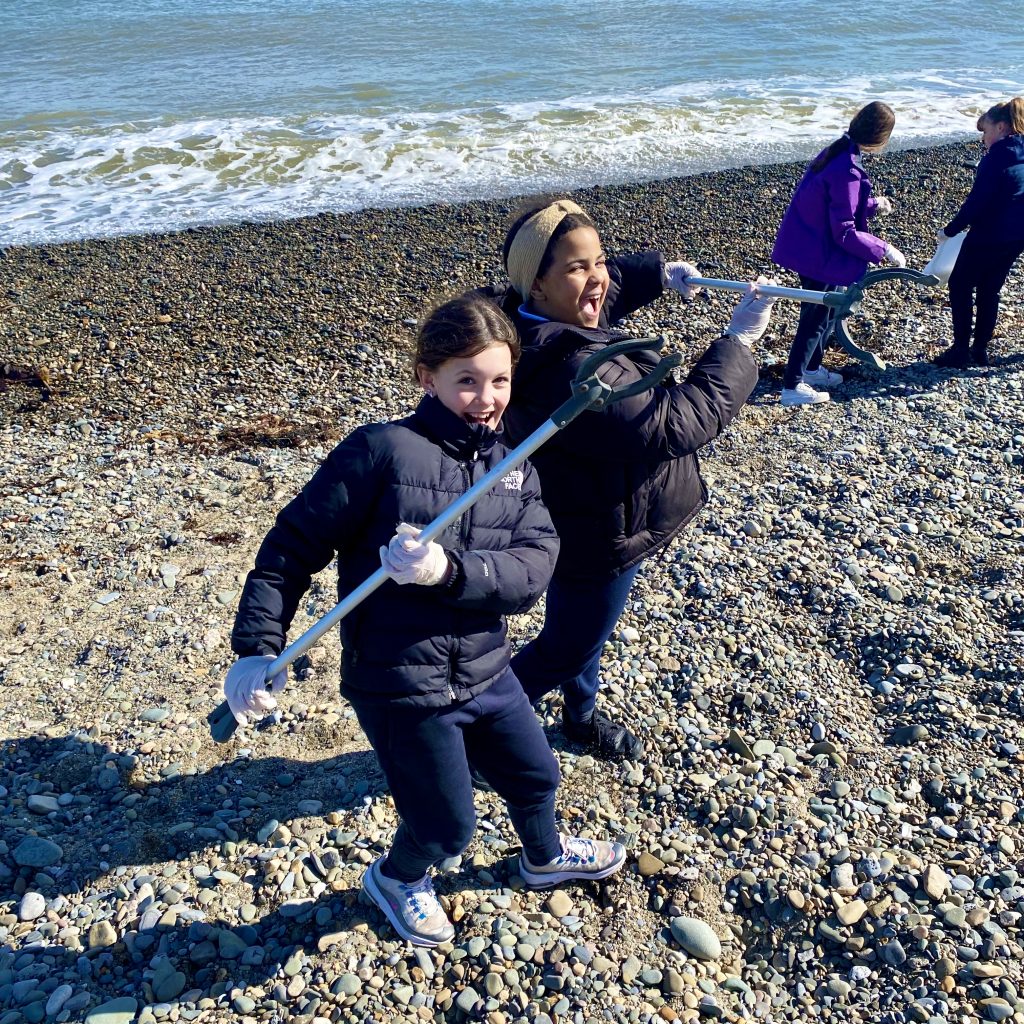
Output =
[
  {"x1": 670, "y1": 917, "x2": 722, "y2": 960},
  {"x1": 85, "y1": 998, "x2": 138, "y2": 1024},
  {"x1": 13, "y1": 837, "x2": 63, "y2": 868}
]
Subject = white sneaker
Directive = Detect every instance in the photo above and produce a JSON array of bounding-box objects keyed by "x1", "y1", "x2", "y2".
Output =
[
  {"x1": 802, "y1": 366, "x2": 843, "y2": 387},
  {"x1": 362, "y1": 857, "x2": 455, "y2": 946},
  {"x1": 781, "y1": 382, "x2": 830, "y2": 407},
  {"x1": 518, "y1": 834, "x2": 626, "y2": 888}
]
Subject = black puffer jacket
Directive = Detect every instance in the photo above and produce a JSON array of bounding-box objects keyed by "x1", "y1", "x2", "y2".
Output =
[
  {"x1": 231, "y1": 396, "x2": 559, "y2": 707},
  {"x1": 489, "y1": 251, "x2": 758, "y2": 581},
  {"x1": 945, "y1": 133, "x2": 1024, "y2": 243}
]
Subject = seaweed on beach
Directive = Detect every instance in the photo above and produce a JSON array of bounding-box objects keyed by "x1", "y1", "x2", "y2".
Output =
[
  {"x1": 211, "y1": 413, "x2": 342, "y2": 452},
  {"x1": 139, "y1": 413, "x2": 343, "y2": 453}
]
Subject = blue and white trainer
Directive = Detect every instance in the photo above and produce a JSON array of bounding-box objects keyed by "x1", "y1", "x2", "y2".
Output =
[
  {"x1": 362, "y1": 857, "x2": 455, "y2": 946},
  {"x1": 518, "y1": 834, "x2": 626, "y2": 888}
]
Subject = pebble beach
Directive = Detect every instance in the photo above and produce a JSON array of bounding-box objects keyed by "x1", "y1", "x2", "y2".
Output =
[{"x1": 1, "y1": 141, "x2": 1023, "y2": 1024}]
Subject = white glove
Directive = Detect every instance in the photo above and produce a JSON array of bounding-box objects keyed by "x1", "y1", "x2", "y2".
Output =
[
  {"x1": 936, "y1": 227, "x2": 949, "y2": 241},
  {"x1": 224, "y1": 655, "x2": 285, "y2": 727},
  {"x1": 724, "y1": 277, "x2": 777, "y2": 346},
  {"x1": 380, "y1": 523, "x2": 450, "y2": 586},
  {"x1": 883, "y1": 244, "x2": 906, "y2": 268},
  {"x1": 664, "y1": 260, "x2": 700, "y2": 301},
  {"x1": 874, "y1": 196, "x2": 893, "y2": 215}
]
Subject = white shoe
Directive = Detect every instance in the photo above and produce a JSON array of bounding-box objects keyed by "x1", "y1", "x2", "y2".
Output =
[
  {"x1": 781, "y1": 382, "x2": 830, "y2": 407},
  {"x1": 362, "y1": 857, "x2": 455, "y2": 946},
  {"x1": 802, "y1": 366, "x2": 843, "y2": 387},
  {"x1": 518, "y1": 834, "x2": 626, "y2": 888}
]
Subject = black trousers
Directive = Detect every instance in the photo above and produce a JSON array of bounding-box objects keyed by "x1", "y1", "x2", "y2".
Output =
[
  {"x1": 948, "y1": 234, "x2": 1024, "y2": 351},
  {"x1": 783, "y1": 275, "x2": 841, "y2": 389},
  {"x1": 351, "y1": 666, "x2": 561, "y2": 882}
]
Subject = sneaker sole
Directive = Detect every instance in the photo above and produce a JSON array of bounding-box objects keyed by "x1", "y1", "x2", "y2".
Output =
[
  {"x1": 781, "y1": 395, "x2": 830, "y2": 407},
  {"x1": 361, "y1": 863, "x2": 453, "y2": 947},
  {"x1": 517, "y1": 847, "x2": 627, "y2": 889}
]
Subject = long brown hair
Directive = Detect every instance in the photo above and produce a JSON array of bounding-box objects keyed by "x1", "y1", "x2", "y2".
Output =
[
  {"x1": 978, "y1": 96, "x2": 1024, "y2": 134},
  {"x1": 809, "y1": 101, "x2": 896, "y2": 173}
]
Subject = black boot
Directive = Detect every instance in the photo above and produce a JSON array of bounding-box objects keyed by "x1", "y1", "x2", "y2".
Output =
[
  {"x1": 970, "y1": 342, "x2": 990, "y2": 367},
  {"x1": 932, "y1": 345, "x2": 969, "y2": 369},
  {"x1": 563, "y1": 709, "x2": 643, "y2": 761}
]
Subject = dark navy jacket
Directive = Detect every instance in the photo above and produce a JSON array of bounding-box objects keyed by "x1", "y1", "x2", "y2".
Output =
[
  {"x1": 945, "y1": 134, "x2": 1024, "y2": 244},
  {"x1": 488, "y1": 251, "x2": 758, "y2": 581},
  {"x1": 231, "y1": 396, "x2": 559, "y2": 707}
]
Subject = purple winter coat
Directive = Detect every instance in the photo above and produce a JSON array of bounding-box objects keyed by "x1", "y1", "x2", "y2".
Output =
[{"x1": 772, "y1": 141, "x2": 888, "y2": 285}]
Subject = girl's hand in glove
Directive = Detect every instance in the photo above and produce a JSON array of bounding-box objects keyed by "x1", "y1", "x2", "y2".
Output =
[
  {"x1": 883, "y1": 243, "x2": 907, "y2": 268},
  {"x1": 725, "y1": 278, "x2": 777, "y2": 346},
  {"x1": 224, "y1": 655, "x2": 285, "y2": 726},
  {"x1": 381, "y1": 522, "x2": 450, "y2": 586},
  {"x1": 663, "y1": 260, "x2": 700, "y2": 301},
  {"x1": 874, "y1": 196, "x2": 893, "y2": 215}
]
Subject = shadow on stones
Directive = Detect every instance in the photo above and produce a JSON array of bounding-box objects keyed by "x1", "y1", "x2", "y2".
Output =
[{"x1": 1, "y1": 733, "x2": 390, "y2": 903}]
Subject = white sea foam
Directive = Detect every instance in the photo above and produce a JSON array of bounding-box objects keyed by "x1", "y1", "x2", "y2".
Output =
[{"x1": 1, "y1": 69, "x2": 1020, "y2": 246}]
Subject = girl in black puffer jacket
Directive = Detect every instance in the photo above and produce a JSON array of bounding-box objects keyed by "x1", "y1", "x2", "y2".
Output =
[
  {"x1": 488, "y1": 199, "x2": 772, "y2": 760},
  {"x1": 226, "y1": 295, "x2": 625, "y2": 948}
]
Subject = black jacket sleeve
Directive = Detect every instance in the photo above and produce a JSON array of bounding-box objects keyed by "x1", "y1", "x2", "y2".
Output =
[
  {"x1": 604, "y1": 251, "x2": 666, "y2": 324},
  {"x1": 231, "y1": 431, "x2": 379, "y2": 657},
  {"x1": 439, "y1": 461, "x2": 559, "y2": 615},
  {"x1": 944, "y1": 154, "x2": 1001, "y2": 236},
  {"x1": 550, "y1": 335, "x2": 758, "y2": 463}
]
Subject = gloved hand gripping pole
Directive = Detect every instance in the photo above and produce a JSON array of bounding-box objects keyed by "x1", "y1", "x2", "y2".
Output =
[{"x1": 208, "y1": 338, "x2": 682, "y2": 742}]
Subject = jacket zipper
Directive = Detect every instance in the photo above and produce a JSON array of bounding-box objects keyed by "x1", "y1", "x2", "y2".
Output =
[{"x1": 447, "y1": 453, "x2": 476, "y2": 703}]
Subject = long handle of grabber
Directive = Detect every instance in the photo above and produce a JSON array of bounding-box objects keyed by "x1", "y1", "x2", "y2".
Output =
[
  {"x1": 686, "y1": 276, "x2": 847, "y2": 308},
  {"x1": 209, "y1": 382, "x2": 606, "y2": 740}
]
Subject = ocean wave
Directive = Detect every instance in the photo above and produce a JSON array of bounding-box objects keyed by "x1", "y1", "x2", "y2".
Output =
[{"x1": 1, "y1": 68, "x2": 1020, "y2": 245}]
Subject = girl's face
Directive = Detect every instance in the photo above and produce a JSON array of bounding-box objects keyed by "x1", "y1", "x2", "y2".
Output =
[
  {"x1": 417, "y1": 343, "x2": 512, "y2": 431},
  {"x1": 980, "y1": 117, "x2": 1009, "y2": 152},
  {"x1": 529, "y1": 226, "x2": 609, "y2": 328}
]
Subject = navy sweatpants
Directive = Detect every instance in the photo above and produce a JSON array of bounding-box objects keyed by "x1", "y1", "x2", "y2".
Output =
[
  {"x1": 351, "y1": 666, "x2": 562, "y2": 882},
  {"x1": 511, "y1": 562, "x2": 642, "y2": 721},
  {"x1": 948, "y1": 234, "x2": 1024, "y2": 351},
  {"x1": 782, "y1": 275, "x2": 840, "y2": 390}
]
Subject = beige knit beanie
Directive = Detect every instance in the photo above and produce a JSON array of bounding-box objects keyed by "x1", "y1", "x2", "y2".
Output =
[{"x1": 505, "y1": 200, "x2": 587, "y2": 299}]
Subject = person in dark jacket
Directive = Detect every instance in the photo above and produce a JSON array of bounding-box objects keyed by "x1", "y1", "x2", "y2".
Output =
[
  {"x1": 933, "y1": 97, "x2": 1024, "y2": 369},
  {"x1": 225, "y1": 295, "x2": 626, "y2": 948},
  {"x1": 487, "y1": 198, "x2": 774, "y2": 760},
  {"x1": 771, "y1": 101, "x2": 906, "y2": 406}
]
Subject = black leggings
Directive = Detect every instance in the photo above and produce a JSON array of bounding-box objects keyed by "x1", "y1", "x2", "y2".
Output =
[{"x1": 948, "y1": 235, "x2": 1024, "y2": 351}]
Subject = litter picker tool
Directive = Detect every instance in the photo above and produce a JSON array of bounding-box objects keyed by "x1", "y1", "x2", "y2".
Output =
[
  {"x1": 208, "y1": 337, "x2": 682, "y2": 743},
  {"x1": 686, "y1": 269, "x2": 941, "y2": 371}
]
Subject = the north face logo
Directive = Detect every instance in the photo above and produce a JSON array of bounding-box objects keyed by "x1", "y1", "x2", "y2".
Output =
[{"x1": 501, "y1": 469, "x2": 524, "y2": 491}]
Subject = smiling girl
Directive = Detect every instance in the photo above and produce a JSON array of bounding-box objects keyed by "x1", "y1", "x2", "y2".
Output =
[
  {"x1": 226, "y1": 293, "x2": 626, "y2": 947},
  {"x1": 487, "y1": 199, "x2": 773, "y2": 759}
]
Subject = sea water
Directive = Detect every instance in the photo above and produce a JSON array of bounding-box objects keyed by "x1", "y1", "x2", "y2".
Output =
[{"x1": 2, "y1": 0, "x2": 1022, "y2": 245}]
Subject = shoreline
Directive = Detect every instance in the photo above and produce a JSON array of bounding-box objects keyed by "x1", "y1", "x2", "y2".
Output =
[{"x1": 0, "y1": 140, "x2": 979, "y2": 432}]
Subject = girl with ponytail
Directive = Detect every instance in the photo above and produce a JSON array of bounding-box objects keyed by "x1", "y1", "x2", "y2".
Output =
[
  {"x1": 933, "y1": 97, "x2": 1024, "y2": 368},
  {"x1": 771, "y1": 101, "x2": 905, "y2": 406}
]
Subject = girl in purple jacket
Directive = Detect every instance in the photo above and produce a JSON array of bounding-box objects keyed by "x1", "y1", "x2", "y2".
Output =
[{"x1": 771, "y1": 102, "x2": 906, "y2": 407}]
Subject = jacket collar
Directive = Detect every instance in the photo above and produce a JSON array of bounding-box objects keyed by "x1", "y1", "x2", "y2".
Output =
[{"x1": 412, "y1": 394, "x2": 500, "y2": 461}]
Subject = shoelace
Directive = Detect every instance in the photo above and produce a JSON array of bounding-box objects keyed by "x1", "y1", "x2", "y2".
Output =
[
  {"x1": 399, "y1": 876, "x2": 443, "y2": 920},
  {"x1": 554, "y1": 836, "x2": 600, "y2": 868}
]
